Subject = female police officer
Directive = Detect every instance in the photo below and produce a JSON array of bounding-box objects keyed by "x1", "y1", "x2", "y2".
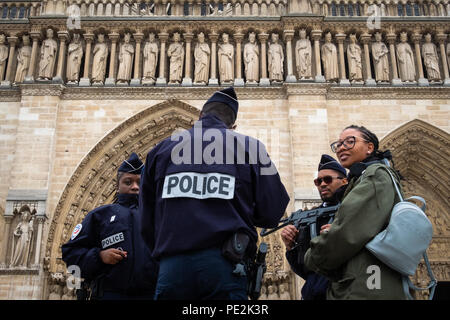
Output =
[
  {"x1": 62, "y1": 153, "x2": 158, "y2": 300},
  {"x1": 304, "y1": 125, "x2": 406, "y2": 299}
]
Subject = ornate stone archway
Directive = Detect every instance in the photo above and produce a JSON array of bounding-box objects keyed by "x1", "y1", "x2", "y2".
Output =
[
  {"x1": 380, "y1": 119, "x2": 450, "y2": 296},
  {"x1": 43, "y1": 100, "x2": 200, "y2": 284}
]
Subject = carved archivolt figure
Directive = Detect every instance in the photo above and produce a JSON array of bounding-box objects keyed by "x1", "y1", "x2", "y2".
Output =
[
  {"x1": 396, "y1": 32, "x2": 416, "y2": 82},
  {"x1": 321, "y1": 32, "x2": 339, "y2": 81},
  {"x1": 244, "y1": 32, "x2": 259, "y2": 83},
  {"x1": 278, "y1": 283, "x2": 291, "y2": 300},
  {"x1": 167, "y1": 32, "x2": 184, "y2": 84},
  {"x1": 347, "y1": 34, "x2": 363, "y2": 82},
  {"x1": 0, "y1": 34, "x2": 7, "y2": 81},
  {"x1": 371, "y1": 32, "x2": 390, "y2": 82},
  {"x1": 267, "y1": 284, "x2": 279, "y2": 300},
  {"x1": 142, "y1": 33, "x2": 159, "y2": 85},
  {"x1": 10, "y1": 207, "x2": 34, "y2": 267},
  {"x1": 37, "y1": 28, "x2": 58, "y2": 80},
  {"x1": 14, "y1": 35, "x2": 32, "y2": 84},
  {"x1": 66, "y1": 33, "x2": 84, "y2": 84},
  {"x1": 117, "y1": 33, "x2": 135, "y2": 84},
  {"x1": 268, "y1": 33, "x2": 284, "y2": 82},
  {"x1": 218, "y1": 33, "x2": 234, "y2": 84},
  {"x1": 91, "y1": 33, "x2": 109, "y2": 85},
  {"x1": 295, "y1": 29, "x2": 312, "y2": 79},
  {"x1": 422, "y1": 33, "x2": 441, "y2": 82},
  {"x1": 193, "y1": 32, "x2": 210, "y2": 84}
]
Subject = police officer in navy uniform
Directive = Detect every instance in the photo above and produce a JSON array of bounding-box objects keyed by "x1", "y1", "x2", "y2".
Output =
[
  {"x1": 139, "y1": 87, "x2": 290, "y2": 300},
  {"x1": 62, "y1": 153, "x2": 158, "y2": 300}
]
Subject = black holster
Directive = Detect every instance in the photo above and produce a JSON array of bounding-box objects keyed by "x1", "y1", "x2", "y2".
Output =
[{"x1": 89, "y1": 275, "x2": 105, "y2": 300}]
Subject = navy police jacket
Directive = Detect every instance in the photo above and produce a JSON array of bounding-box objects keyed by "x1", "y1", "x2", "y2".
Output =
[
  {"x1": 139, "y1": 114, "x2": 290, "y2": 259},
  {"x1": 62, "y1": 193, "x2": 158, "y2": 293}
]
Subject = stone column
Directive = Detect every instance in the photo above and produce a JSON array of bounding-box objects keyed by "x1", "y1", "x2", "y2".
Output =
[
  {"x1": 436, "y1": 33, "x2": 450, "y2": 86},
  {"x1": 182, "y1": 32, "x2": 194, "y2": 86},
  {"x1": 32, "y1": 215, "x2": 46, "y2": 268},
  {"x1": 360, "y1": 32, "x2": 376, "y2": 86},
  {"x1": 53, "y1": 31, "x2": 69, "y2": 84},
  {"x1": 258, "y1": 32, "x2": 270, "y2": 86},
  {"x1": 0, "y1": 36, "x2": 18, "y2": 87},
  {"x1": 283, "y1": 30, "x2": 297, "y2": 82},
  {"x1": 194, "y1": 0, "x2": 202, "y2": 15},
  {"x1": 311, "y1": 29, "x2": 325, "y2": 82},
  {"x1": 386, "y1": 32, "x2": 402, "y2": 86},
  {"x1": 208, "y1": 32, "x2": 219, "y2": 86},
  {"x1": 131, "y1": 32, "x2": 144, "y2": 86},
  {"x1": 24, "y1": 32, "x2": 40, "y2": 83},
  {"x1": 156, "y1": 32, "x2": 168, "y2": 86},
  {"x1": 79, "y1": 33, "x2": 94, "y2": 86},
  {"x1": 105, "y1": 32, "x2": 120, "y2": 86},
  {"x1": 412, "y1": 33, "x2": 428, "y2": 86},
  {"x1": 233, "y1": 32, "x2": 244, "y2": 87},
  {"x1": 335, "y1": 33, "x2": 349, "y2": 86},
  {"x1": 0, "y1": 216, "x2": 13, "y2": 268}
]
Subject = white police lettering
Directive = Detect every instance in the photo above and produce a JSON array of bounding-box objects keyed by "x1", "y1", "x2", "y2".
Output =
[
  {"x1": 101, "y1": 232, "x2": 125, "y2": 249},
  {"x1": 162, "y1": 172, "x2": 235, "y2": 200}
]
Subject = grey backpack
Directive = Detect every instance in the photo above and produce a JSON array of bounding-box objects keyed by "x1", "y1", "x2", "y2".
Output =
[{"x1": 365, "y1": 166, "x2": 437, "y2": 300}]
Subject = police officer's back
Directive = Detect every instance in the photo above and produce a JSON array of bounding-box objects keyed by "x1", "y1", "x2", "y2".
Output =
[
  {"x1": 62, "y1": 153, "x2": 158, "y2": 300},
  {"x1": 139, "y1": 87, "x2": 290, "y2": 300}
]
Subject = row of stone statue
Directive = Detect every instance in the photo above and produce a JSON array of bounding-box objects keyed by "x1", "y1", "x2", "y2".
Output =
[{"x1": 1, "y1": 28, "x2": 449, "y2": 86}]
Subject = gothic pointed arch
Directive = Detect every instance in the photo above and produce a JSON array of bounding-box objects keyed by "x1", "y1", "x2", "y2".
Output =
[{"x1": 43, "y1": 100, "x2": 200, "y2": 276}]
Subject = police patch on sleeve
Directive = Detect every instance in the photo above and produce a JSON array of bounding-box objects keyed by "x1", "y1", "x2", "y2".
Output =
[
  {"x1": 71, "y1": 224, "x2": 82, "y2": 240},
  {"x1": 162, "y1": 172, "x2": 235, "y2": 200}
]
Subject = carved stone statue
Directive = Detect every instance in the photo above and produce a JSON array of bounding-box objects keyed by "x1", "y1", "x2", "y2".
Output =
[
  {"x1": 279, "y1": 283, "x2": 291, "y2": 300},
  {"x1": 91, "y1": 33, "x2": 109, "y2": 85},
  {"x1": 396, "y1": 32, "x2": 416, "y2": 82},
  {"x1": 371, "y1": 32, "x2": 390, "y2": 83},
  {"x1": 66, "y1": 33, "x2": 84, "y2": 84},
  {"x1": 259, "y1": 285, "x2": 268, "y2": 300},
  {"x1": 48, "y1": 284, "x2": 63, "y2": 300},
  {"x1": 142, "y1": 33, "x2": 159, "y2": 85},
  {"x1": 14, "y1": 35, "x2": 32, "y2": 84},
  {"x1": 244, "y1": 32, "x2": 259, "y2": 84},
  {"x1": 299, "y1": 0, "x2": 313, "y2": 13},
  {"x1": 422, "y1": 33, "x2": 441, "y2": 82},
  {"x1": 295, "y1": 29, "x2": 312, "y2": 79},
  {"x1": 0, "y1": 34, "x2": 7, "y2": 81},
  {"x1": 167, "y1": 32, "x2": 184, "y2": 84},
  {"x1": 267, "y1": 284, "x2": 279, "y2": 300},
  {"x1": 218, "y1": 33, "x2": 234, "y2": 84},
  {"x1": 347, "y1": 34, "x2": 363, "y2": 83},
  {"x1": 193, "y1": 32, "x2": 210, "y2": 85},
  {"x1": 268, "y1": 33, "x2": 284, "y2": 83},
  {"x1": 321, "y1": 32, "x2": 339, "y2": 82},
  {"x1": 61, "y1": 286, "x2": 75, "y2": 300},
  {"x1": 116, "y1": 33, "x2": 135, "y2": 84},
  {"x1": 10, "y1": 207, "x2": 34, "y2": 268},
  {"x1": 37, "y1": 28, "x2": 58, "y2": 80}
]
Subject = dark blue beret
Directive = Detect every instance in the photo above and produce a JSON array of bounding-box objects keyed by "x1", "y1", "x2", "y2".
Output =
[
  {"x1": 318, "y1": 154, "x2": 347, "y2": 177},
  {"x1": 118, "y1": 152, "x2": 143, "y2": 174},
  {"x1": 204, "y1": 87, "x2": 239, "y2": 118}
]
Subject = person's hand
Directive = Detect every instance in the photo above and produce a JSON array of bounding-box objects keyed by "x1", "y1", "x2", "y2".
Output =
[
  {"x1": 99, "y1": 248, "x2": 127, "y2": 265},
  {"x1": 281, "y1": 225, "x2": 299, "y2": 251},
  {"x1": 320, "y1": 224, "x2": 332, "y2": 235}
]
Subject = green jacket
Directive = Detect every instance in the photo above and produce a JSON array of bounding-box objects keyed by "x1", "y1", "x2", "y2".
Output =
[{"x1": 304, "y1": 163, "x2": 406, "y2": 300}]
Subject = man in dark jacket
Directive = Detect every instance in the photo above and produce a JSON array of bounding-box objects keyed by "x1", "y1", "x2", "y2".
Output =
[{"x1": 281, "y1": 154, "x2": 347, "y2": 300}]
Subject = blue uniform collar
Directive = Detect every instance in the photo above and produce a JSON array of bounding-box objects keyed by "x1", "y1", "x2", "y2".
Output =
[
  {"x1": 117, "y1": 193, "x2": 139, "y2": 208},
  {"x1": 197, "y1": 114, "x2": 229, "y2": 129}
]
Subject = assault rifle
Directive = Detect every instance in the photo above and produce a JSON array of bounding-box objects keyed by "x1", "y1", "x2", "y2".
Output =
[{"x1": 260, "y1": 203, "x2": 340, "y2": 239}]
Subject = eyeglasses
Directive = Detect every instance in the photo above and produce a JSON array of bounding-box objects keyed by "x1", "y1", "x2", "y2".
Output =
[
  {"x1": 314, "y1": 175, "x2": 345, "y2": 187},
  {"x1": 330, "y1": 136, "x2": 369, "y2": 153}
]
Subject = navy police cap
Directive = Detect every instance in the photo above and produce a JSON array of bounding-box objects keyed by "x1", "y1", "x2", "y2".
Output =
[
  {"x1": 118, "y1": 152, "x2": 144, "y2": 174},
  {"x1": 204, "y1": 87, "x2": 239, "y2": 118},
  {"x1": 318, "y1": 154, "x2": 347, "y2": 177}
]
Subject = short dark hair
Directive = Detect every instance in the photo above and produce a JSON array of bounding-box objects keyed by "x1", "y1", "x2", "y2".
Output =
[
  {"x1": 344, "y1": 125, "x2": 379, "y2": 155},
  {"x1": 202, "y1": 102, "x2": 236, "y2": 127}
]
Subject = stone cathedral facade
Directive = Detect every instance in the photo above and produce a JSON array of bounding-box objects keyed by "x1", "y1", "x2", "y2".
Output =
[{"x1": 0, "y1": 0, "x2": 449, "y2": 300}]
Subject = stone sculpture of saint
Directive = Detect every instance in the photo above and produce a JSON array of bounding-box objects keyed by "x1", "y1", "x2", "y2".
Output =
[
  {"x1": 396, "y1": 32, "x2": 416, "y2": 82},
  {"x1": 218, "y1": 33, "x2": 234, "y2": 84},
  {"x1": 37, "y1": 28, "x2": 58, "y2": 80},
  {"x1": 14, "y1": 35, "x2": 32, "y2": 84},
  {"x1": 66, "y1": 33, "x2": 84, "y2": 84},
  {"x1": 279, "y1": 283, "x2": 291, "y2": 300},
  {"x1": 321, "y1": 32, "x2": 339, "y2": 82},
  {"x1": 422, "y1": 33, "x2": 441, "y2": 82},
  {"x1": 193, "y1": 32, "x2": 210, "y2": 84},
  {"x1": 91, "y1": 33, "x2": 109, "y2": 85},
  {"x1": 244, "y1": 32, "x2": 259, "y2": 84},
  {"x1": 268, "y1": 33, "x2": 284, "y2": 82},
  {"x1": 116, "y1": 33, "x2": 135, "y2": 84},
  {"x1": 267, "y1": 285, "x2": 279, "y2": 300},
  {"x1": 295, "y1": 29, "x2": 312, "y2": 79},
  {"x1": 10, "y1": 207, "x2": 34, "y2": 268},
  {"x1": 167, "y1": 32, "x2": 184, "y2": 84},
  {"x1": 347, "y1": 34, "x2": 363, "y2": 83},
  {"x1": 142, "y1": 33, "x2": 159, "y2": 85},
  {"x1": 0, "y1": 34, "x2": 7, "y2": 81},
  {"x1": 371, "y1": 32, "x2": 390, "y2": 82}
]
